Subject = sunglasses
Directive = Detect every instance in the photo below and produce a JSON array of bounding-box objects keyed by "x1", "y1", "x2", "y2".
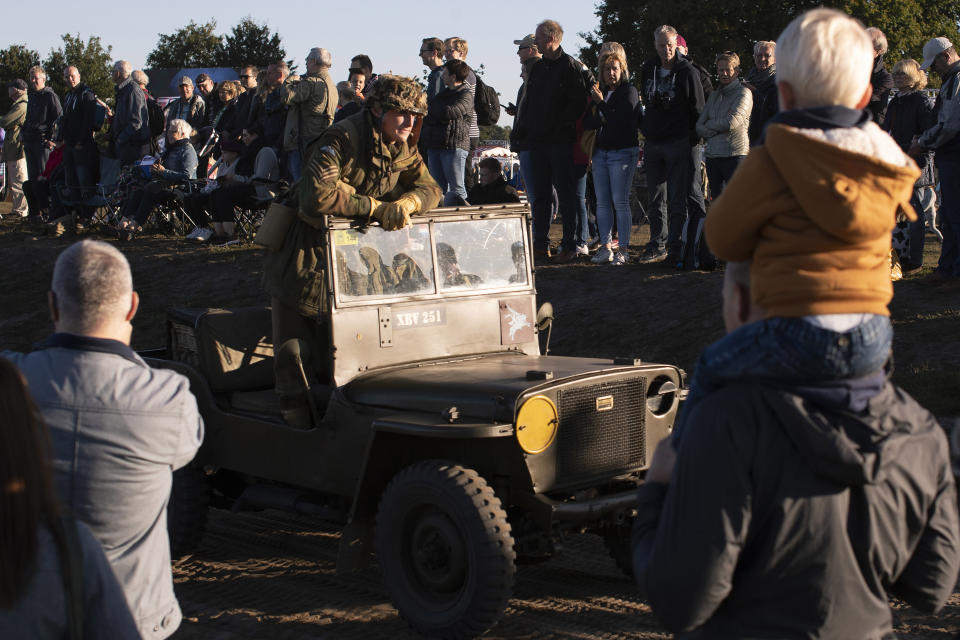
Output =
[{"x1": 518, "y1": 46, "x2": 531, "y2": 51}]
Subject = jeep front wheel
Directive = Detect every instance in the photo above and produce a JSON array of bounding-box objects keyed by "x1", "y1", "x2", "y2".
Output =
[{"x1": 375, "y1": 460, "x2": 516, "y2": 639}]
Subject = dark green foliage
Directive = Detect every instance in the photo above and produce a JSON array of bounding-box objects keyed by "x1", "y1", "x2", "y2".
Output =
[
  {"x1": 43, "y1": 34, "x2": 114, "y2": 104},
  {"x1": 0, "y1": 44, "x2": 40, "y2": 112},
  {"x1": 217, "y1": 16, "x2": 287, "y2": 69},
  {"x1": 579, "y1": 0, "x2": 960, "y2": 85},
  {"x1": 146, "y1": 19, "x2": 222, "y2": 68}
]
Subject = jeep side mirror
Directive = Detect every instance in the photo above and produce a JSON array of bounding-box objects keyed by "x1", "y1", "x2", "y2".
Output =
[{"x1": 536, "y1": 302, "x2": 554, "y2": 355}]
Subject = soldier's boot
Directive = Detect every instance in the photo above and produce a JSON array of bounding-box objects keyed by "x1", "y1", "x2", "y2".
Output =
[{"x1": 275, "y1": 338, "x2": 319, "y2": 429}]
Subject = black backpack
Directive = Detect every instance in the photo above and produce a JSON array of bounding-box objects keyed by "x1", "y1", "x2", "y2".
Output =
[
  {"x1": 473, "y1": 74, "x2": 500, "y2": 126},
  {"x1": 147, "y1": 98, "x2": 165, "y2": 138}
]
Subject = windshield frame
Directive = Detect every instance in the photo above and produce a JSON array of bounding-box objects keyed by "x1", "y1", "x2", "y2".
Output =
[{"x1": 328, "y1": 209, "x2": 534, "y2": 309}]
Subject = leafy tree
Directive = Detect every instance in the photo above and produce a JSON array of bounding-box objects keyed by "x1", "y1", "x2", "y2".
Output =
[
  {"x1": 146, "y1": 19, "x2": 222, "y2": 68},
  {"x1": 0, "y1": 44, "x2": 40, "y2": 112},
  {"x1": 217, "y1": 16, "x2": 286, "y2": 69},
  {"x1": 43, "y1": 34, "x2": 114, "y2": 103},
  {"x1": 479, "y1": 124, "x2": 512, "y2": 143},
  {"x1": 579, "y1": 0, "x2": 960, "y2": 85}
]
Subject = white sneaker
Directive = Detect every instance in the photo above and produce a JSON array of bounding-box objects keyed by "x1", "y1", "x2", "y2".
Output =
[
  {"x1": 612, "y1": 250, "x2": 629, "y2": 266},
  {"x1": 576, "y1": 243, "x2": 590, "y2": 256},
  {"x1": 591, "y1": 246, "x2": 614, "y2": 263}
]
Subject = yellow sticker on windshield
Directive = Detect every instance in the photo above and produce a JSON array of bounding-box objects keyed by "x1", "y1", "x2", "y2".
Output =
[{"x1": 333, "y1": 230, "x2": 358, "y2": 246}]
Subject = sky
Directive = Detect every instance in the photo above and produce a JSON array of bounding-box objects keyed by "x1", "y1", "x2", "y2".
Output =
[{"x1": 5, "y1": 0, "x2": 601, "y2": 127}]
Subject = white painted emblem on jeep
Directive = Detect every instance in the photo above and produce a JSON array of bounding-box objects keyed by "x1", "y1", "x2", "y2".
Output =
[{"x1": 504, "y1": 304, "x2": 532, "y2": 340}]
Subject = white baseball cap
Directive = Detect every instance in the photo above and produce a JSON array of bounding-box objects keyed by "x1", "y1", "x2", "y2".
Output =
[{"x1": 920, "y1": 37, "x2": 953, "y2": 70}]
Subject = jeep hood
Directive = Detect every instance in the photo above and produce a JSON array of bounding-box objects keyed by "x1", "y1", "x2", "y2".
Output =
[{"x1": 342, "y1": 353, "x2": 640, "y2": 422}]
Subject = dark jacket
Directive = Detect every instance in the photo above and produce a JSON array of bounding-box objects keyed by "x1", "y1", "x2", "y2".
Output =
[
  {"x1": 252, "y1": 86, "x2": 287, "y2": 150},
  {"x1": 683, "y1": 56, "x2": 714, "y2": 100},
  {"x1": 584, "y1": 83, "x2": 639, "y2": 151},
  {"x1": 164, "y1": 95, "x2": 205, "y2": 131},
  {"x1": 421, "y1": 83, "x2": 473, "y2": 151},
  {"x1": 334, "y1": 101, "x2": 361, "y2": 123},
  {"x1": 746, "y1": 65, "x2": 778, "y2": 144},
  {"x1": 869, "y1": 56, "x2": 894, "y2": 123},
  {"x1": 234, "y1": 88, "x2": 259, "y2": 133},
  {"x1": 883, "y1": 89, "x2": 937, "y2": 185},
  {"x1": 508, "y1": 84, "x2": 528, "y2": 151},
  {"x1": 111, "y1": 77, "x2": 149, "y2": 146},
  {"x1": 61, "y1": 82, "x2": 98, "y2": 147},
  {"x1": 632, "y1": 378, "x2": 960, "y2": 638},
  {"x1": 521, "y1": 47, "x2": 589, "y2": 144},
  {"x1": 467, "y1": 175, "x2": 520, "y2": 205},
  {"x1": 22, "y1": 86, "x2": 62, "y2": 143},
  {"x1": 425, "y1": 67, "x2": 444, "y2": 104},
  {"x1": 201, "y1": 90, "x2": 223, "y2": 128},
  {"x1": 639, "y1": 56, "x2": 704, "y2": 144}
]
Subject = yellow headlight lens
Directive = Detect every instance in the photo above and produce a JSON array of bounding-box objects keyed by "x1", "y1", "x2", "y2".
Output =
[{"x1": 516, "y1": 395, "x2": 558, "y2": 454}]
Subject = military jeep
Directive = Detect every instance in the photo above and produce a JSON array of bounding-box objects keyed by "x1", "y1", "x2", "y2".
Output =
[{"x1": 152, "y1": 203, "x2": 685, "y2": 639}]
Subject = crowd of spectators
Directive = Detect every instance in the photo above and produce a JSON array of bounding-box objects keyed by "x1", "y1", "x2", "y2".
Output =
[{"x1": 1, "y1": 11, "x2": 960, "y2": 639}]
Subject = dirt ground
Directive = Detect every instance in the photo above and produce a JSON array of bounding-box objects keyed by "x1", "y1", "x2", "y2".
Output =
[{"x1": 1, "y1": 211, "x2": 959, "y2": 637}]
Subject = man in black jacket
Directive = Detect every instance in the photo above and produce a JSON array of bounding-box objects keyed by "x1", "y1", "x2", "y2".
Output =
[
  {"x1": 631, "y1": 261, "x2": 960, "y2": 638},
  {"x1": 468, "y1": 157, "x2": 520, "y2": 204},
  {"x1": 22, "y1": 66, "x2": 62, "y2": 181},
  {"x1": 636, "y1": 25, "x2": 704, "y2": 266},
  {"x1": 59, "y1": 66, "x2": 99, "y2": 219},
  {"x1": 522, "y1": 19, "x2": 589, "y2": 262}
]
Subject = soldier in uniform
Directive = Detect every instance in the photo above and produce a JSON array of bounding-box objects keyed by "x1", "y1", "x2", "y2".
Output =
[{"x1": 263, "y1": 75, "x2": 442, "y2": 427}]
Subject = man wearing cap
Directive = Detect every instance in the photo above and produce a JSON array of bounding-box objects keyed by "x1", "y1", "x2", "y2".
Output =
[
  {"x1": 262, "y1": 75, "x2": 442, "y2": 428},
  {"x1": 1, "y1": 79, "x2": 29, "y2": 217},
  {"x1": 514, "y1": 34, "x2": 540, "y2": 64},
  {"x1": 164, "y1": 76, "x2": 205, "y2": 131},
  {"x1": 911, "y1": 37, "x2": 960, "y2": 283}
]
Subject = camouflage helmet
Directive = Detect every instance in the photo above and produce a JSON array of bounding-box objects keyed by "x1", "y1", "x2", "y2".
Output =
[{"x1": 365, "y1": 74, "x2": 428, "y2": 117}]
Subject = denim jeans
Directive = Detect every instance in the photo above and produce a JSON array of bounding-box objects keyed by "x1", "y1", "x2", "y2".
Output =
[
  {"x1": 574, "y1": 163, "x2": 590, "y2": 247},
  {"x1": 593, "y1": 147, "x2": 639, "y2": 247},
  {"x1": 63, "y1": 145, "x2": 99, "y2": 217},
  {"x1": 644, "y1": 137, "x2": 690, "y2": 254},
  {"x1": 687, "y1": 142, "x2": 707, "y2": 219},
  {"x1": 517, "y1": 149, "x2": 535, "y2": 204},
  {"x1": 673, "y1": 314, "x2": 893, "y2": 446},
  {"x1": 428, "y1": 148, "x2": 468, "y2": 203},
  {"x1": 530, "y1": 142, "x2": 579, "y2": 252},
  {"x1": 286, "y1": 150, "x2": 302, "y2": 182},
  {"x1": 935, "y1": 154, "x2": 960, "y2": 276},
  {"x1": 705, "y1": 155, "x2": 743, "y2": 201}
]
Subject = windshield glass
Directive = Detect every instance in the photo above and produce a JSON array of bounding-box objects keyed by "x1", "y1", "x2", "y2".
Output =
[
  {"x1": 331, "y1": 217, "x2": 529, "y2": 302},
  {"x1": 333, "y1": 224, "x2": 435, "y2": 301},
  {"x1": 435, "y1": 218, "x2": 528, "y2": 292}
]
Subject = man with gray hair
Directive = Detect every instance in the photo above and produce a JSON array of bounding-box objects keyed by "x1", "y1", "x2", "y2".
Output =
[
  {"x1": 745, "y1": 40, "x2": 778, "y2": 143},
  {"x1": 109, "y1": 60, "x2": 150, "y2": 166},
  {"x1": 2, "y1": 240, "x2": 203, "y2": 639},
  {"x1": 22, "y1": 65, "x2": 62, "y2": 182},
  {"x1": 281, "y1": 47, "x2": 337, "y2": 180},
  {"x1": 866, "y1": 27, "x2": 893, "y2": 122}
]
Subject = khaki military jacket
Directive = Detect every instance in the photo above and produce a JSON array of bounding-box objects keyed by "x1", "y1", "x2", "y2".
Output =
[
  {"x1": 1, "y1": 94, "x2": 28, "y2": 162},
  {"x1": 263, "y1": 109, "x2": 442, "y2": 315},
  {"x1": 281, "y1": 69, "x2": 339, "y2": 153}
]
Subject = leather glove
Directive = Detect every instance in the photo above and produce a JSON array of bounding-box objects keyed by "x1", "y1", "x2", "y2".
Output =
[{"x1": 371, "y1": 195, "x2": 420, "y2": 231}]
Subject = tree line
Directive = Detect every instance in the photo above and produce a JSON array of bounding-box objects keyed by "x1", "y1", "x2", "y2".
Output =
[
  {"x1": 0, "y1": 16, "x2": 288, "y2": 112},
  {"x1": 578, "y1": 0, "x2": 960, "y2": 86}
]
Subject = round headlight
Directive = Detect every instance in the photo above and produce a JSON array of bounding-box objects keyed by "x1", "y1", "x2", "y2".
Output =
[{"x1": 516, "y1": 395, "x2": 558, "y2": 454}]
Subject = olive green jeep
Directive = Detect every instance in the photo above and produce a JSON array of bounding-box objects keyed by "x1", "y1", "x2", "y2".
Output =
[{"x1": 152, "y1": 203, "x2": 685, "y2": 639}]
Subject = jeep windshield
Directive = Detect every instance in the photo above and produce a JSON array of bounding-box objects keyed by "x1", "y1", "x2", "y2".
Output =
[{"x1": 331, "y1": 214, "x2": 530, "y2": 304}]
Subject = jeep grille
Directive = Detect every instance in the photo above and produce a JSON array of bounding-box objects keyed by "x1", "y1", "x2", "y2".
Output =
[{"x1": 555, "y1": 378, "x2": 646, "y2": 484}]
